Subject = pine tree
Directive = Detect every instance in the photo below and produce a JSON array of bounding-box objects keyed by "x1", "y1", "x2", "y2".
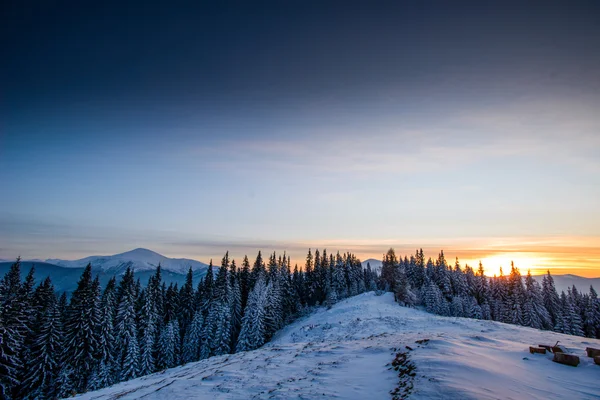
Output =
[
  {"x1": 583, "y1": 286, "x2": 600, "y2": 338},
  {"x1": 20, "y1": 291, "x2": 62, "y2": 399},
  {"x1": 523, "y1": 271, "x2": 551, "y2": 330},
  {"x1": 474, "y1": 262, "x2": 489, "y2": 306},
  {"x1": 236, "y1": 275, "x2": 268, "y2": 352},
  {"x1": 182, "y1": 311, "x2": 204, "y2": 363},
  {"x1": 139, "y1": 272, "x2": 159, "y2": 376},
  {"x1": 178, "y1": 267, "x2": 195, "y2": 339},
  {"x1": 564, "y1": 289, "x2": 584, "y2": 336},
  {"x1": 62, "y1": 264, "x2": 100, "y2": 392},
  {"x1": 229, "y1": 273, "x2": 243, "y2": 346},
  {"x1": 264, "y1": 279, "x2": 283, "y2": 340},
  {"x1": 424, "y1": 280, "x2": 444, "y2": 315},
  {"x1": 507, "y1": 264, "x2": 525, "y2": 326},
  {"x1": 157, "y1": 320, "x2": 177, "y2": 369},
  {"x1": 0, "y1": 258, "x2": 28, "y2": 399},
  {"x1": 542, "y1": 271, "x2": 561, "y2": 327},
  {"x1": 333, "y1": 252, "x2": 347, "y2": 300},
  {"x1": 240, "y1": 255, "x2": 251, "y2": 311},
  {"x1": 380, "y1": 249, "x2": 397, "y2": 292},
  {"x1": 249, "y1": 251, "x2": 265, "y2": 292},
  {"x1": 114, "y1": 268, "x2": 140, "y2": 382}
]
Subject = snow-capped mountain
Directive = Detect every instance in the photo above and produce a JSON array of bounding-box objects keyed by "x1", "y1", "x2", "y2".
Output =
[
  {"x1": 47, "y1": 248, "x2": 208, "y2": 275},
  {"x1": 74, "y1": 292, "x2": 600, "y2": 400},
  {"x1": 533, "y1": 273, "x2": 600, "y2": 294},
  {"x1": 361, "y1": 258, "x2": 383, "y2": 273}
]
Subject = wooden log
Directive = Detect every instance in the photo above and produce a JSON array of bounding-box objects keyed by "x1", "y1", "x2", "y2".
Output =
[
  {"x1": 553, "y1": 352, "x2": 580, "y2": 367},
  {"x1": 585, "y1": 347, "x2": 600, "y2": 358},
  {"x1": 529, "y1": 346, "x2": 547, "y2": 354},
  {"x1": 594, "y1": 355, "x2": 600, "y2": 366},
  {"x1": 538, "y1": 344, "x2": 552, "y2": 352}
]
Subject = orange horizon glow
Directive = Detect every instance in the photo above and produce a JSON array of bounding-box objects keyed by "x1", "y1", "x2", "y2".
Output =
[
  {"x1": 290, "y1": 236, "x2": 600, "y2": 278},
  {"x1": 166, "y1": 235, "x2": 600, "y2": 279}
]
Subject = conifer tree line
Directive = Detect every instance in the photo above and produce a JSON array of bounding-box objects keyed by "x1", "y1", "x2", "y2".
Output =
[
  {"x1": 0, "y1": 249, "x2": 377, "y2": 399},
  {"x1": 380, "y1": 248, "x2": 600, "y2": 339}
]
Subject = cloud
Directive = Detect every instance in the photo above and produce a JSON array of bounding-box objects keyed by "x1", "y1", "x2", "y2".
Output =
[{"x1": 181, "y1": 97, "x2": 600, "y2": 177}]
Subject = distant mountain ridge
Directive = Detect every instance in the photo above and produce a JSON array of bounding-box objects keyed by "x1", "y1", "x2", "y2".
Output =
[
  {"x1": 46, "y1": 247, "x2": 208, "y2": 274},
  {"x1": 361, "y1": 258, "x2": 383, "y2": 273},
  {"x1": 0, "y1": 248, "x2": 209, "y2": 294}
]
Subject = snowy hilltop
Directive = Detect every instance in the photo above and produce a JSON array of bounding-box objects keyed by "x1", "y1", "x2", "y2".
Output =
[
  {"x1": 74, "y1": 292, "x2": 600, "y2": 400},
  {"x1": 47, "y1": 248, "x2": 208, "y2": 274}
]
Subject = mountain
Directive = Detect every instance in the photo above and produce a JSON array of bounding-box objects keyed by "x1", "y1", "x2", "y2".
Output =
[
  {"x1": 74, "y1": 292, "x2": 600, "y2": 400},
  {"x1": 47, "y1": 247, "x2": 208, "y2": 274},
  {"x1": 533, "y1": 274, "x2": 600, "y2": 294},
  {"x1": 361, "y1": 258, "x2": 383, "y2": 273},
  {"x1": 0, "y1": 248, "x2": 209, "y2": 294}
]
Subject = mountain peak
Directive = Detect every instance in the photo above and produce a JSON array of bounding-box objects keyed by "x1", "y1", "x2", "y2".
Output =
[
  {"x1": 47, "y1": 248, "x2": 208, "y2": 274},
  {"x1": 114, "y1": 248, "x2": 163, "y2": 259}
]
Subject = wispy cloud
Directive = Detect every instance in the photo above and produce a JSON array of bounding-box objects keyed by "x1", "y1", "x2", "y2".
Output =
[{"x1": 180, "y1": 97, "x2": 600, "y2": 177}]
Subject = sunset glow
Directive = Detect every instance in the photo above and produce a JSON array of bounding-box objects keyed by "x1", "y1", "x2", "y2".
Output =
[{"x1": 2, "y1": 2, "x2": 599, "y2": 279}]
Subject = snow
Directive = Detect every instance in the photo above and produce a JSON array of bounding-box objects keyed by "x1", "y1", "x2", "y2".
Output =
[
  {"x1": 533, "y1": 274, "x2": 600, "y2": 294},
  {"x1": 74, "y1": 292, "x2": 600, "y2": 400},
  {"x1": 362, "y1": 258, "x2": 383, "y2": 273},
  {"x1": 46, "y1": 248, "x2": 208, "y2": 274}
]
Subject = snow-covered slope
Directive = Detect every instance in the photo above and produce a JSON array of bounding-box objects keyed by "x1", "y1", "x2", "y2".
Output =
[
  {"x1": 47, "y1": 248, "x2": 208, "y2": 274},
  {"x1": 74, "y1": 292, "x2": 600, "y2": 400}
]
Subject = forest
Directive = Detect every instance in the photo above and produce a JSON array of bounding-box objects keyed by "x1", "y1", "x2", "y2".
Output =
[{"x1": 0, "y1": 248, "x2": 598, "y2": 399}]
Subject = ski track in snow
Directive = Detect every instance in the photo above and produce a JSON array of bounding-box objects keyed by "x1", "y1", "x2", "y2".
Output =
[{"x1": 74, "y1": 292, "x2": 600, "y2": 400}]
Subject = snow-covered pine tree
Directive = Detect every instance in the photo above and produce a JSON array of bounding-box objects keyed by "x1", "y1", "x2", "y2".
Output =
[
  {"x1": 279, "y1": 258, "x2": 298, "y2": 321},
  {"x1": 450, "y1": 296, "x2": 465, "y2": 317},
  {"x1": 228, "y1": 269, "x2": 243, "y2": 347},
  {"x1": 264, "y1": 277, "x2": 284, "y2": 341},
  {"x1": 507, "y1": 264, "x2": 525, "y2": 326},
  {"x1": 250, "y1": 251, "x2": 265, "y2": 293},
  {"x1": 583, "y1": 286, "x2": 600, "y2": 338},
  {"x1": 424, "y1": 280, "x2": 443, "y2": 315},
  {"x1": 20, "y1": 280, "x2": 62, "y2": 400},
  {"x1": 17, "y1": 266, "x2": 37, "y2": 387},
  {"x1": 564, "y1": 289, "x2": 584, "y2": 336},
  {"x1": 523, "y1": 271, "x2": 551, "y2": 330},
  {"x1": 473, "y1": 262, "x2": 489, "y2": 306},
  {"x1": 312, "y1": 249, "x2": 323, "y2": 304},
  {"x1": 157, "y1": 320, "x2": 177, "y2": 369},
  {"x1": 182, "y1": 311, "x2": 204, "y2": 363},
  {"x1": 213, "y1": 301, "x2": 232, "y2": 356},
  {"x1": 304, "y1": 249, "x2": 315, "y2": 305},
  {"x1": 393, "y1": 258, "x2": 414, "y2": 306},
  {"x1": 320, "y1": 250, "x2": 331, "y2": 302},
  {"x1": 0, "y1": 258, "x2": 28, "y2": 399},
  {"x1": 542, "y1": 271, "x2": 561, "y2": 327},
  {"x1": 62, "y1": 264, "x2": 100, "y2": 392},
  {"x1": 334, "y1": 252, "x2": 348, "y2": 300},
  {"x1": 236, "y1": 275, "x2": 268, "y2": 352},
  {"x1": 240, "y1": 255, "x2": 251, "y2": 311},
  {"x1": 177, "y1": 267, "x2": 195, "y2": 344},
  {"x1": 114, "y1": 267, "x2": 140, "y2": 382},
  {"x1": 139, "y1": 273, "x2": 159, "y2": 376}
]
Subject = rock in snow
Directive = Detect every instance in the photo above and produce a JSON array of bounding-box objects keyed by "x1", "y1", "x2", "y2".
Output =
[{"x1": 74, "y1": 292, "x2": 600, "y2": 400}]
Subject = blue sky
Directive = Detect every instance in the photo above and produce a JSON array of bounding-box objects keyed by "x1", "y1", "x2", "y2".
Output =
[{"x1": 1, "y1": 1, "x2": 600, "y2": 274}]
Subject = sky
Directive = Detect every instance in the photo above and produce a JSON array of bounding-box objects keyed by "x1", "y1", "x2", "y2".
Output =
[{"x1": 2, "y1": 1, "x2": 600, "y2": 277}]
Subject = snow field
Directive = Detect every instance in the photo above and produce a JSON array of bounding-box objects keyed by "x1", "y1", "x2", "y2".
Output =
[{"x1": 75, "y1": 292, "x2": 600, "y2": 400}]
